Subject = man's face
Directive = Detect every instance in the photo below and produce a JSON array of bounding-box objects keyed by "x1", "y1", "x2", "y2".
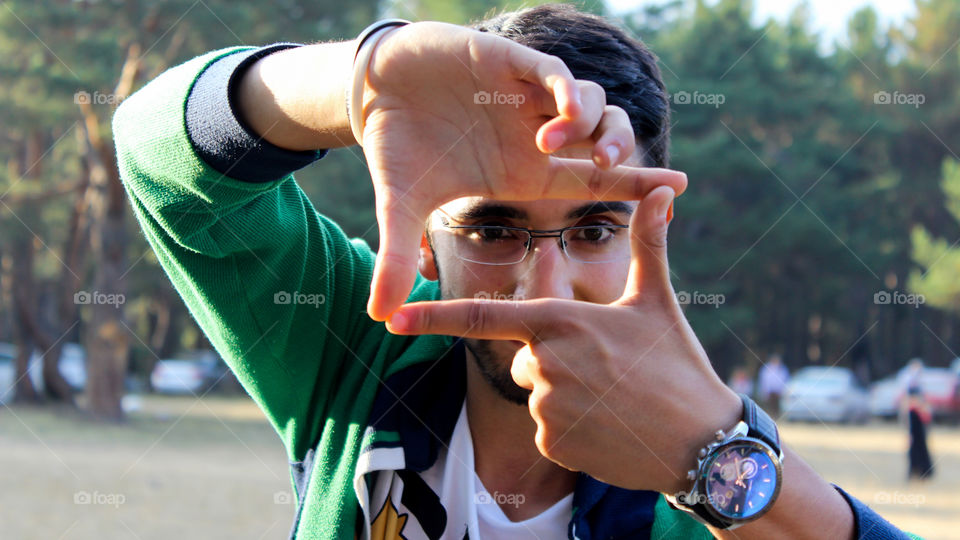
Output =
[{"x1": 417, "y1": 150, "x2": 644, "y2": 405}]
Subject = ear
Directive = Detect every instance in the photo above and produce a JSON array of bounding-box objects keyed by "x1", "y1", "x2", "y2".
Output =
[{"x1": 417, "y1": 231, "x2": 439, "y2": 281}]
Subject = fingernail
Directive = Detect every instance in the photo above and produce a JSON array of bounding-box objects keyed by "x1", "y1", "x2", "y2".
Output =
[
  {"x1": 545, "y1": 130, "x2": 565, "y2": 151},
  {"x1": 606, "y1": 144, "x2": 619, "y2": 165},
  {"x1": 388, "y1": 311, "x2": 409, "y2": 331}
]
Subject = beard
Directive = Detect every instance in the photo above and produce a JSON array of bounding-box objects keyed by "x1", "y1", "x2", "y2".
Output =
[
  {"x1": 429, "y1": 237, "x2": 530, "y2": 406},
  {"x1": 463, "y1": 338, "x2": 531, "y2": 406}
]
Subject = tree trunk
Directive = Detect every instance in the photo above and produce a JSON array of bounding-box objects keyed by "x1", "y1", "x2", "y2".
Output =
[
  {"x1": 9, "y1": 237, "x2": 41, "y2": 404},
  {"x1": 10, "y1": 132, "x2": 78, "y2": 405},
  {"x1": 79, "y1": 103, "x2": 129, "y2": 421},
  {"x1": 77, "y1": 41, "x2": 143, "y2": 420}
]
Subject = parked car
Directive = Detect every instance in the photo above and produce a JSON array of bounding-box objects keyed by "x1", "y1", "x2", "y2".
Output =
[
  {"x1": 52, "y1": 343, "x2": 87, "y2": 391},
  {"x1": 0, "y1": 342, "x2": 70, "y2": 403},
  {"x1": 0, "y1": 342, "x2": 17, "y2": 404},
  {"x1": 150, "y1": 350, "x2": 230, "y2": 395},
  {"x1": 869, "y1": 376, "x2": 901, "y2": 420},
  {"x1": 782, "y1": 366, "x2": 870, "y2": 423}
]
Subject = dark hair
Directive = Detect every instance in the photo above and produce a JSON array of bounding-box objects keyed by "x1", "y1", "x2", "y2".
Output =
[{"x1": 472, "y1": 3, "x2": 671, "y2": 167}]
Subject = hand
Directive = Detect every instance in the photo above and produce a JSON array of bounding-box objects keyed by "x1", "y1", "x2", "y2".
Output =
[
  {"x1": 357, "y1": 21, "x2": 688, "y2": 320},
  {"x1": 384, "y1": 185, "x2": 742, "y2": 494}
]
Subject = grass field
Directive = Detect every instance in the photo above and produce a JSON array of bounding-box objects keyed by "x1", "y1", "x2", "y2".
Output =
[{"x1": 1, "y1": 395, "x2": 957, "y2": 539}]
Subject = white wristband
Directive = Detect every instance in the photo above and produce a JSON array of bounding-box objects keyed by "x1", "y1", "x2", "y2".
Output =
[{"x1": 346, "y1": 19, "x2": 410, "y2": 147}]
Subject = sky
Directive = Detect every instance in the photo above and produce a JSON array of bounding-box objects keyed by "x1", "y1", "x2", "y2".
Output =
[{"x1": 606, "y1": 0, "x2": 916, "y2": 46}]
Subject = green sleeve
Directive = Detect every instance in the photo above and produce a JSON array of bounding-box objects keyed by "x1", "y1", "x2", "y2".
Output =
[{"x1": 113, "y1": 47, "x2": 442, "y2": 460}]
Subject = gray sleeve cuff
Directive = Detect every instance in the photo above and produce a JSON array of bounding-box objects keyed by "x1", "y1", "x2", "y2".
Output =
[{"x1": 185, "y1": 43, "x2": 328, "y2": 183}]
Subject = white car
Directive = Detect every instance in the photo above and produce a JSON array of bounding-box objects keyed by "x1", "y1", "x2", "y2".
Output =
[
  {"x1": 782, "y1": 366, "x2": 870, "y2": 423},
  {"x1": 150, "y1": 350, "x2": 228, "y2": 395},
  {"x1": 869, "y1": 377, "x2": 900, "y2": 420}
]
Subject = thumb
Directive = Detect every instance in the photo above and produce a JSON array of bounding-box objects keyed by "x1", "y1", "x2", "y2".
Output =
[
  {"x1": 622, "y1": 185, "x2": 674, "y2": 300},
  {"x1": 367, "y1": 189, "x2": 427, "y2": 321},
  {"x1": 510, "y1": 343, "x2": 537, "y2": 390}
]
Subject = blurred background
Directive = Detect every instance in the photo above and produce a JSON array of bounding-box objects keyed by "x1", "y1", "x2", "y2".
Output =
[{"x1": 1, "y1": 0, "x2": 959, "y2": 538}]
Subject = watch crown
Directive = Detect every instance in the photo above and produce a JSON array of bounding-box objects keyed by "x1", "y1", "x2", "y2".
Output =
[
  {"x1": 687, "y1": 469, "x2": 697, "y2": 481},
  {"x1": 715, "y1": 429, "x2": 725, "y2": 441},
  {"x1": 698, "y1": 448, "x2": 707, "y2": 458}
]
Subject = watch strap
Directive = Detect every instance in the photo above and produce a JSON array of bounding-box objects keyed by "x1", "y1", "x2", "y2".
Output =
[{"x1": 739, "y1": 393, "x2": 782, "y2": 457}]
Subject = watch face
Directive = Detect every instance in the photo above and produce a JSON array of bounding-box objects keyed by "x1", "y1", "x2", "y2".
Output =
[{"x1": 701, "y1": 438, "x2": 781, "y2": 521}]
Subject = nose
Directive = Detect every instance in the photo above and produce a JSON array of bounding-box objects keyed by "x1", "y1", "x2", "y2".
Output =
[{"x1": 514, "y1": 236, "x2": 575, "y2": 301}]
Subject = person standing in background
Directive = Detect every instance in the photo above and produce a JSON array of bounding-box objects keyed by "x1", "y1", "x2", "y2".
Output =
[
  {"x1": 758, "y1": 354, "x2": 790, "y2": 417},
  {"x1": 727, "y1": 366, "x2": 754, "y2": 397},
  {"x1": 905, "y1": 386, "x2": 935, "y2": 482},
  {"x1": 898, "y1": 358, "x2": 925, "y2": 394}
]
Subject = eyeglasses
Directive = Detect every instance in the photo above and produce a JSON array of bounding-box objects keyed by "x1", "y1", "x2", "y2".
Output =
[{"x1": 435, "y1": 211, "x2": 631, "y2": 266}]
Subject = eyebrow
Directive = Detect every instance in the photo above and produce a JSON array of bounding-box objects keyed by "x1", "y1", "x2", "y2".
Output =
[{"x1": 454, "y1": 201, "x2": 635, "y2": 222}]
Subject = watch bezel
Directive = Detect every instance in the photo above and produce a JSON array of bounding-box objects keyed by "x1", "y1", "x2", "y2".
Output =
[{"x1": 696, "y1": 436, "x2": 783, "y2": 524}]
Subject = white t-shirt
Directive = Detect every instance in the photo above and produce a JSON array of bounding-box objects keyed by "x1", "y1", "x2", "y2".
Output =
[{"x1": 419, "y1": 400, "x2": 574, "y2": 539}]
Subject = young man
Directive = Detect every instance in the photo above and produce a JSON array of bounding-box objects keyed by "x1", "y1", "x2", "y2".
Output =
[{"x1": 114, "y1": 4, "x2": 914, "y2": 539}]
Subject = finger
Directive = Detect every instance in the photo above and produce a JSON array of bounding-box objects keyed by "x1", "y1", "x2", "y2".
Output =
[
  {"x1": 385, "y1": 297, "x2": 553, "y2": 340},
  {"x1": 506, "y1": 45, "x2": 581, "y2": 119},
  {"x1": 622, "y1": 185, "x2": 675, "y2": 300},
  {"x1": 367, "y1": 192, "x2": 429, "y2": 321},
  {"x1": 541, "y1": 162, "x2": 687, "y2": 201},
  {"x1": 536, "y1": 80, "x2": 605, "y2": 153},
  {"x1": 510, "y1": 344, "x2": 537, "y2": 390},
  {"x1": 591, "y1": 105, "x2": 636, "y2": 169}
]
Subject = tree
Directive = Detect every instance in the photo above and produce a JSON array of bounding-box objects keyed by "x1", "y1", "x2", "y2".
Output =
[{"x1": 910, "y1": 158, "x2": 960, "y2": 312}]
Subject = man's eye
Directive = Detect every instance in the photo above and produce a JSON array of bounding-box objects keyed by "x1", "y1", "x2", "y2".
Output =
[
  {"x1": 570, "y1": 224, "x2": 620, "y2": 243},
  {"x1": 479, "y1": 228, "x2": 509, "y2": 241},
  {"x1": 467, "y1": 225, "x2": 520, "y2": 242}
]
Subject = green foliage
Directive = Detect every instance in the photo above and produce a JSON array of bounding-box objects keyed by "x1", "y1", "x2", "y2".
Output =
[
  {"x1": 625, "y1": 0, "x2": 960, "y2": 374},
  {"x1": 910, "y1": 159, "x2": 960, "y2": 312}
]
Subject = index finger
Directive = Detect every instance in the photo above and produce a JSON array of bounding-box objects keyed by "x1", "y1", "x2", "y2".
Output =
[
  {"x1": 506, "y1": 43, "x2": 581, "y2": 119},
  {"x1": 386, "y1": 298, "x2": 552, "y2": 340},
  {"x1": 541, "y1": 161, "x2": 688, "y2": 200}
]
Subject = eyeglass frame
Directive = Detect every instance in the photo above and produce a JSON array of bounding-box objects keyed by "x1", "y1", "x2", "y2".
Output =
[{"x1": 434, "y1": 209, "x2": 630, "y2": 266}]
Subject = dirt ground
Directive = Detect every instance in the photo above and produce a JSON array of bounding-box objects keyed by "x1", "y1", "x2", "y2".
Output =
[
  {"x1": 778, "y1": 420, "x2": 959, "y2": 540},
  {"x1": 1, "y1": 395, "x2": 956, "y2": 539}
]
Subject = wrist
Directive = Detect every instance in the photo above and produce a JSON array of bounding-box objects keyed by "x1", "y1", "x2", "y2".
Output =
[
  {"x1": 346, "y1": 19, "x2": 411, "y2": 146},
  {"x1": 665, "y1": 384, "x2": 742, "y2": 494},
  {"x1": 666, "y1": 392, "x2": 785, "y2": 531}
]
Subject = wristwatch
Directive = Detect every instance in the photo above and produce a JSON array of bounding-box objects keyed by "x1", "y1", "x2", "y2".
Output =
[{"x1": 664, "y1": 393, "x2": 784, "y2": 530}]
